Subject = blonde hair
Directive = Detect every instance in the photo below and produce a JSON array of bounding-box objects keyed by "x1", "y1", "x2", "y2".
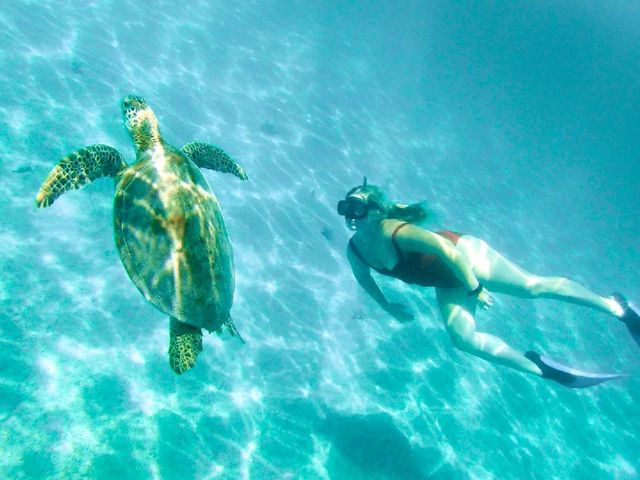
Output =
[{"x1": 345, "y1": 183, "x2": 429, "y2": 224}]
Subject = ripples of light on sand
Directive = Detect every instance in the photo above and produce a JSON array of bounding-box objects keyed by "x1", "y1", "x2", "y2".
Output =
[{"x1": 1, "y1": 0, "x2": 638, "y2": 478}]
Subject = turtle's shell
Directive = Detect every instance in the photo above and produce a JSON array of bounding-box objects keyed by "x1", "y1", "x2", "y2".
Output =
[{"x1": 113, "y1": 145, "x2": 234, "y2": 332}]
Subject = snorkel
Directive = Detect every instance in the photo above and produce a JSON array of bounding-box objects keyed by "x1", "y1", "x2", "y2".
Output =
[{"x1": 337, "y1": 177, "x2": 382, "y2": 230}]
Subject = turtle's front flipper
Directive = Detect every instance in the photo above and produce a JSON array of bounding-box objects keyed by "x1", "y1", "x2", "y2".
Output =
[
  {"x1": 223, "y1": 316, "x2": 246, "y2": 344},
  {"x1": 35, "y1": 145, "x2": 127, "y2": 208},
  {"x1": 168, "y1": 317, "x2": 203, "y2": 375},
  {"x1": 181, "y1": 142, "x2": 248, "y2": 180}
]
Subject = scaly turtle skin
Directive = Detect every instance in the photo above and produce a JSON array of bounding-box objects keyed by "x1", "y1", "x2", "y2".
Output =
[{"x1": 36, "y1": 95, "x2": 247, "y2": 374}]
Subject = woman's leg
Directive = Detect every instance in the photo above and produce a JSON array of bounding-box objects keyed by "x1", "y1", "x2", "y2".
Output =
[
  {"x1": 456, "y1": 236, "x2": 622, "y2": 316},
  {"x1": 436, "y1": 287, "x2": 542, "y2": 376}
]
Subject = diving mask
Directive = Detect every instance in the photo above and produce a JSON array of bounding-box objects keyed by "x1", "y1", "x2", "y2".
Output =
[{"x1": 337, "y1": 196, "x2": 369, "y2": 219}]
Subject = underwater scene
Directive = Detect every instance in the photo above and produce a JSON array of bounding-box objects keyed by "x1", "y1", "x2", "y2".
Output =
[{"x1": 1, "y1": 1, "x2": 639, "y2": 479}]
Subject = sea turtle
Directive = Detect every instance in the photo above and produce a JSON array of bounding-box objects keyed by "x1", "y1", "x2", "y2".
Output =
[{"x1": 35, "y1": 95, "x2": 248, "y2": 374}]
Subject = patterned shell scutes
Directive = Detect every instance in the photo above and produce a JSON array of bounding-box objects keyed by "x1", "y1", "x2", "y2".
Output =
[
  {"x1": 35, "y1": 145, "x2": 127, "y2": 208},
  {"x1": 114, "y1": 145, "x2": 234, "y2": 332}
]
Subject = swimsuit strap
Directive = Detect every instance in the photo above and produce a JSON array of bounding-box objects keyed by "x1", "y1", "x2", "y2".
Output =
[
  {"x1": 348, "y1": 238, "x2": 372, "y2": 268},
  {"x1": 349, "y1": 222, "x2": 410, "y2": 271},
  {"x1": 390, "y1": 222, "x2": 410, "y2": 258}
]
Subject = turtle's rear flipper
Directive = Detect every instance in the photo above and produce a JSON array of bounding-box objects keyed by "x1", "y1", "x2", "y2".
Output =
[
  {"x1": 35, "y1": 145, "x2": 127, "y2": 208},
  {"x1": 223, "y1": 317, "x2": 246, "y2": 344},
  {"x1": 181, "y1": 142, "x2": 248, "y2": 180},
  {"x1": 168, "y1": 317, "x2": 203, "y2": 375}
]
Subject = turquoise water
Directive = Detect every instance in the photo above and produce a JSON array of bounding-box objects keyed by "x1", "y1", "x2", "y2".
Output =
[{"x1": 1, "y1": 1, "x2": 639, "y2": 478}]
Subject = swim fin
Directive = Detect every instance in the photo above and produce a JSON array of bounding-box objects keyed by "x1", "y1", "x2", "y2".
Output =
[
  {"x1": 612, "y1": 293, "x2": 640, "y2": 348},
  {"x1": 524, "y1": 351, "x2": 626, "y2": 388}
]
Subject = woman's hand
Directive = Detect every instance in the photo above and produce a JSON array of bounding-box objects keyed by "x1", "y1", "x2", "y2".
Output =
[
  {"x1": 476, "y1": 288, "x2": 494, "y2": 310},
  {"x1": 385, "y1": 303, "x2": 415, "y2": 323}
]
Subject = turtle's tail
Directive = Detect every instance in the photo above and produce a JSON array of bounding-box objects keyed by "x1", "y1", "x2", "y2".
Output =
[
  {"x1": 223, "y1": 316, "x2": 246, "y2": 344},
  {"x1": 168, "y1": 317, "x2": 203, "y2": 375}
]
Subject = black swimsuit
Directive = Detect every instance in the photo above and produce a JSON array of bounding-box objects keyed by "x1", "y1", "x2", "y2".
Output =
[{"x1": 349, "y1": 223, "x2": 463, "y2": 288}]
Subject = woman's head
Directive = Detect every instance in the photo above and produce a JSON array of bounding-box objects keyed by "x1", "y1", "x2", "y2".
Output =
[{"x1": 337, "y1": 178, "x2": 429, "y2": 229}]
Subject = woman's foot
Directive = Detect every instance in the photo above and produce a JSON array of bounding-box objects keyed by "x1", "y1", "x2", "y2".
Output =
[
  {"x1": 612, "y1": 293, "x2": 640, "y2": 344},
  {"x1": 524, "y1": 350, "x2": 626, "y2": 388}
]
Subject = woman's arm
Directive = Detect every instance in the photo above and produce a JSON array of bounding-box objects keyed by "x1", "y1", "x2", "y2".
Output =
[
  {"x1": 347, "y1": 245, "x2": 389, "y2": 309},
  {"x1": 346, "y1": 245, "x2": 414, "y2": 321}
]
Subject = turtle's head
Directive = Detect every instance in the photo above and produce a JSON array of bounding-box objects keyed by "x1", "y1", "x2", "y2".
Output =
[{"x1": 121, "y1": 95, "x2": 160, "y2": 150}]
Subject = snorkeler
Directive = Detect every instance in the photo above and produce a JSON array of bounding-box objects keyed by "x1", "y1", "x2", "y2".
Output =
[{"x1": 338, "y1": 178, "x2": 639, "y2": 388}]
